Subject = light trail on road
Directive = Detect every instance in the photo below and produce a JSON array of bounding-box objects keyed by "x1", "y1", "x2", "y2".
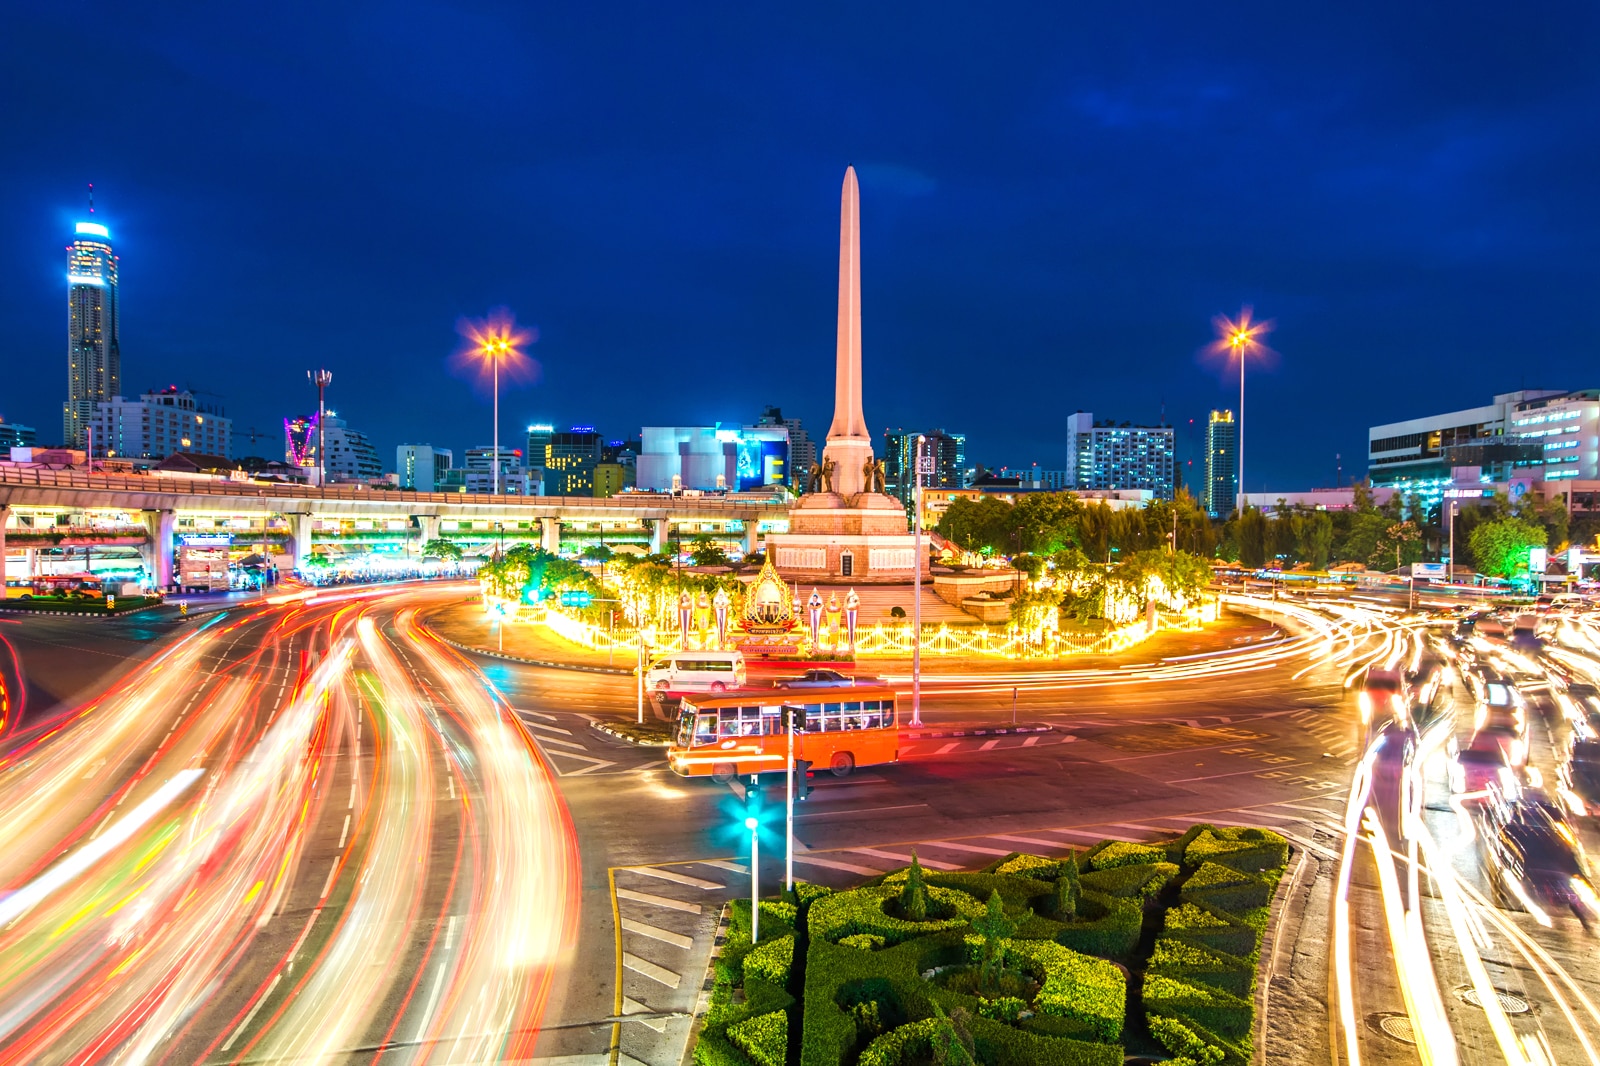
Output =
[{"x1": 0, "y1": 587, "x2": 579, "y2": 1065}]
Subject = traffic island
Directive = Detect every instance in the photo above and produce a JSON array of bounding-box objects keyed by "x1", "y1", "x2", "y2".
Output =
[
  {"x1": 0, "y1": 595, "x2": 165, "y2": 617},
  {"x1": 692, "y1": 824, "x2": 1290, "y2": 1066}
]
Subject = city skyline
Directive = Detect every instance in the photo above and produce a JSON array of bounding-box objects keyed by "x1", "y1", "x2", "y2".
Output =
[{"x1": 4, "y1": 6, "x2": 1597, "y2": 489}]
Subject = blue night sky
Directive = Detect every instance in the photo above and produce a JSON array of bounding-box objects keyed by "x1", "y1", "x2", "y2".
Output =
[{"x1": 3, "y1": 4, "x2": 1598, "y2": 491}]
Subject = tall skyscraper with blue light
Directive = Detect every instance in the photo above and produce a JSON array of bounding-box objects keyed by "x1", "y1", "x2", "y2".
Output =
[
  {"x1": 64, "y1": 218, "x2": 121, "y2": 448},
  {"x1": 1204, "y1": 409, "x2": 1238, "y2": 518}
]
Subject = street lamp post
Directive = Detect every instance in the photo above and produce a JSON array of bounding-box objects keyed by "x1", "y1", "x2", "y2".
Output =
[
  {"x1": 637, "y1": 628, "x2": 646, "y2": 725},
  {"x1": 308, "y1": 369, "x2": 332, "y2": 487},
  {"x1": 747, "y1": 814, "x2": 760, "y2": 943},
  {"x1": 1447, "y1": 500, "x2": 1459, "y2": 585},
  {"x1": 785, "y1": 709, "x2": 795, "y2": 892},
  {"x1": 911, "y1": 435, "x2": 926, "y2": 728},
  {"x1": 1233, "y1": 333, "x2": 1247, "y2": 514}
]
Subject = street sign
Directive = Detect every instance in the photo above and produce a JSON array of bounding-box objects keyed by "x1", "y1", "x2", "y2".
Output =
[
  {"x1": 916, "y1": 456, "x2": 935, "y2": 475},
  {"x1": 1410, "y1": 562, "x2": 1446, "y2": 580}
]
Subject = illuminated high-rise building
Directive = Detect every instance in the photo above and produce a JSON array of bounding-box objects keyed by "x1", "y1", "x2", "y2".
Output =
[
  {"x1": 1203, "y1": 410, "x2": 1238, "y2": 518},
  {"x1": 63, "y1": 219, "x2": 121, "y2": 448}
]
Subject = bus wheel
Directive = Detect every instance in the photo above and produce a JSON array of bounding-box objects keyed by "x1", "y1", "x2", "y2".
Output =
[
  {"x1": 830, "y1": 752, "x2": 855, "y2": 778},
  {"x1": 712, "y1": 762, "x2": 736, "y2": 783}
]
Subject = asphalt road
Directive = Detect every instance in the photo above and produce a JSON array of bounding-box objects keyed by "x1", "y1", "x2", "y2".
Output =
[{"x1": 19, "y1": 590, "x2": 1592, "y2": 1066}]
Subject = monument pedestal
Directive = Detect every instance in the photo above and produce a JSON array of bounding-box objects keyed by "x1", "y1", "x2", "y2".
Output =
[{"x1": 769, "y1": 492, "x2": 926, "y2": 584}]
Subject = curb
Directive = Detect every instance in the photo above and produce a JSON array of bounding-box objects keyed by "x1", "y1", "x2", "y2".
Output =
[
  {"x1": 0, "y1": 603, "x2": 166, "y2": 620},
  {"x1": 686, "y1": 901, "x2": 734, "y2": 1060},
  {"x1": 900, "y1": 724, "x2": 1053, "y2": 739},
  {"x1": 424, "y1": 627, "x2": 634, "y2": 675},
  {"x1": 591, "y1": 720, "x2": 672, "y2": 747}
]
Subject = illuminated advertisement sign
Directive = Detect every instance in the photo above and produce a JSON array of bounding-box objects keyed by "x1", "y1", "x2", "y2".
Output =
[
  {"x1": 180, "y1": 534, "x2": 234, "y2": 547},
  {"x1": 735, "y1": 438, "x2": 787, "y2": 491}
]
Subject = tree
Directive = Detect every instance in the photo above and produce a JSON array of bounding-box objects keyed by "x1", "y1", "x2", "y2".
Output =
[
  {"x1": 688, "y1": 534, "x2": 731, "y2": 568},
  {"x1": 970, "y1": 889, "x2": 1018, "y2": 992},
  {"x1": 900, "y1": 849, "x2": 929, "y2": 921},
  {"x1": 1373, "y1": 520, "x2": 1423, "y2": 572},
  {"x1": 581, "y1": 543, "x2": 614, "y2": 565},
  {"x1": 936, "y1": 496, "x2": 1014, "y2": 553},
  {"x1": 1232, "y1": 508, "x2": 1268, "y2": 568},
  {"x1": 1469, "y1": 517, "x2": 1548, "y2": 579},
  {"x1": 421, "y1": 538, "x2": 462, "y2": 561},
  {"x1": 1056, "y1": 852, "x2": 1081, "y2": 919},
  {"x1": 1008, "y1": 492, "x2": 1082, "y2": 555},
  {"x1": 930, "y1": 1003, "x2": 975, "y2": 1066},
  {"x1": 1335, "y1": 511, "x2": 1389, "y2": 567}
]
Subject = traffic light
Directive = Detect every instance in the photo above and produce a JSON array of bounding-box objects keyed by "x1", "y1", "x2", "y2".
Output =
[
  {"x1": 559, "y1": 589, "x2": 593, "y2": 608},
  {"x1": 793, "y1": 759, "x2": 813, "y2": 801}
]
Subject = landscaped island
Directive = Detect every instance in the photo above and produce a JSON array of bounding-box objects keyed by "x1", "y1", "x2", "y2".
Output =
[{"x1": 695, "y1": 824, "x2": 1289, "y2": 1066}]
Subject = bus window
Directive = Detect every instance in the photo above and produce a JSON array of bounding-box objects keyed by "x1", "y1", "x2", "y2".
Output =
[
  {"x1": 861, "y1": 700, "x2": 882, "y2": 729},
  {"x1": 823, "y1": 702, "x2": 842, "y2": 730},
  {"x1": 843, "y1": 701, "x2": 863, "y2": 729},
  {"x1": 805, "y1": 705, "x2": 822, "y2": 732},
  {"x1": 739, "y1": 707, "x2": 763, "y2": 736},
  {"x1": 693, "y1": 714, "x2": 717, "y2": 745}
]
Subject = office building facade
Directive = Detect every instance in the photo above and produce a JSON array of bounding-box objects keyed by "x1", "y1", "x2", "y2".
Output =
[
  {"x1": 1203, "y1": 410, "x2": 1238, "y2": 517},
  {"x1": 1067, "y1": 412, "x2": 1175, "y2": 500},
  {"x1": 93, "y1": 387, "x2": 231, "y2": 461},
  {"x1": 882, "y1": 428, "x2": 967, "y2": 507},
  {"x1": 397, "y1": 444, "x2": 453, "y2": 492},
  {"x1": 0, "y1": 420, "x2": 38, "y2": 449},
  {"x1": 757, "y1": 406, "x2": 815, "y2": 490},
  {"x1": 543, "y1": 428, "x2": 603, "y2": 496},
  {"x1": 320, "y1": 413, "x2": 382, "y2": 482},
  {"x1": 1507, "y1": 390, "x2": 1600, "y2": 481},
  {"x1": 636, "y1": 424, "x2": 788, "y2": 492},
  {"x1": 1367, "y1": 389, "x2": 1568, "y2": 486},
  {"x1": 64, "y1": 221, "x2": 121, "y2": 448}
]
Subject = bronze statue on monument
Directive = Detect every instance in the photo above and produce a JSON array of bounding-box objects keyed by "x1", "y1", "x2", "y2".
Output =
[{"x1": 862, "y1": 458, "x2": 886, "y2": 495}]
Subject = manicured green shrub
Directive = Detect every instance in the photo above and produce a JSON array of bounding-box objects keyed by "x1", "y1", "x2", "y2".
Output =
[
  {"x1": 977, "y1": 996, "x2": 1026, "y2": 1023},
  {"x1": 995, "y1": 852, "x2": 1061, "y2": 878},
  {"x1": 1080, "y1": 860, "x2": 1178, "y2": 899},
  {"x1": 1165, "y1": 824, "x2": 1215, "y2": 864},
  {"x1": 731, "y1": 898, "x2": 797, "y2": 940},
  {"x1": 1163, "y1": 903, "x2": 1258, "y2": 960},
  {"x1": 1148, "y1": 936, "x2": 1254, "y2": 998},
  {"x1": 856, "y1": 1017, "x2": 941, "y2": 1066},
  {"x1": 1148, "y1": 1014, "x2": 1227, "y2": 1065},
  {"x1": 808, "y1": 885, "x2": 981, "y2": 946},
  {"x1": 966, "y1": 1015, "x2": 1124, "y2": 1066},
  {"x1": 1143, "y1": 973, "x2": 1253, "y2": 1040},
  {"x1": 901, "y1": 850, "x2": 930, "y2": 920},
  {"x1": 1005, "y1": 938, "x2": 1126, "y2": 1041},
  {"x1": 743, "y1": 933, "x2": 794, "y2": 985},
  {"x1": 1184, "y1": 828, "x2": 1288, "y2": 873},
  {"x1": 1085, "y1": 840, "x2": 1168, "y2": 870},
  {"x1": 801, "y1": 932, "x2": 950, "y2": 1066},
  {"x1": 840, "y1": 933, "x2": 886, "y2": 951},
  {"x1": 727, "y1": 1009, "x2": 787, "y2": 1066},
  {"x1": 1181, "y1": 861, "x2": 1275, "y2": 913},
  {"x1": 1056, "y1": 853, "x2": 1081, "y2": 918},
  {"x1": 791, "y1": 881, "x2": 833, "y2": 909},
  {"x1": 1053, "y1": 890, "x2": 1142, "y2": 960},
  {"x1": 922, "y1": 870, "x2": 1055, "y2": 910},
  {"x1": 969, "y1": 890, "x2": 1019, "y2": 992}
]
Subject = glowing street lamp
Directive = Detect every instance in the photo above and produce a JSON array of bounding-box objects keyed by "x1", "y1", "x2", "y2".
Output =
[
  {"x1": 456, "y1": 309, "x2": 537, "y2": 496},
  {"x1": 1208, "y1": 308, "x2": 1274, "y2": 514}
]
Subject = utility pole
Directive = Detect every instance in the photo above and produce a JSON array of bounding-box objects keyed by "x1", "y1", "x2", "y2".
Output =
[
  {"x1": 785, "y1": 707, "x2": 795, "y2": 892},
  {"x1": 1448, "y1": 500, "x2": 1458, "y2": 585},
  {"x1": 747, "y1": 810, "x2": 760, "y2": 942},
  {"x1": 912, "y1": 435, "x2": 927, "y2": 727},
  {"x1": 636, "y1": 628, "x2": 646, "y2": 725}
]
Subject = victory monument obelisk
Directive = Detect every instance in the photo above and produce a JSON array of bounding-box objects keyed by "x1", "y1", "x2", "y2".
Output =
[{"x1": 769, "y1": 167, "x2": 926, "y2": 584}]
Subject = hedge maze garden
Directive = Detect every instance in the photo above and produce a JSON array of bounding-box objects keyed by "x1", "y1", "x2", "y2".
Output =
[{"x1": 693, "y1": 824, "x2": 1289, "y2": 1066}]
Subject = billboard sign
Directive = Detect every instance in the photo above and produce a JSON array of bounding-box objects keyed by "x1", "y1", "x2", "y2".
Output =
[
  {"x1": 1529, "y1": 547, "x2": 1548, "y2": 574},
  {"x1": 1410, "y1": 562, "x2": 1446, "y2": 580}
]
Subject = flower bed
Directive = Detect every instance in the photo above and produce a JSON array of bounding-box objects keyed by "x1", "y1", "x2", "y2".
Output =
[{"x1": 692, "y1": 826, "x2": 1288, "y2": 1065}]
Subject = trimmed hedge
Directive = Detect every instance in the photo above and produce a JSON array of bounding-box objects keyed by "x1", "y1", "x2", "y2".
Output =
[
  {"x1": 998, "y1": 937, "x2": 1126, "y2": 1041},
  {"x1": 1085, "y1": 840, "x2": 1168, "y2": 871},
  {"x1": 1079, "y1": 860, "x2": 1178, "y2": 900},
  {"x1": 808, "y1": 885, "x2": 983, "y2": 946},
  {"x1": 1052, "y1": 890, "x2": 1143, "y2": 960},
  {"x1": 728, "y1": 1010, "x2": 788, "y2": 1066},
  {"x1": 1143, "y1": 974, "x2": 1252, "y2": 1040},
  {"x1": 995, "y1": 853, "x2": 1061, "y2": 878},
  {"x1": 1180, "y1": 861, "x2": 1278, "y2": 914},
  {"x1": 1148, "y1": 937, "x2": 1254, "y2": 999},
  {"x1": 1184, "y1": 827, "x2": 1288, "y2": 873},
  {"x1": 744, "y1": 934, "x2": 795, "y2": 985}
]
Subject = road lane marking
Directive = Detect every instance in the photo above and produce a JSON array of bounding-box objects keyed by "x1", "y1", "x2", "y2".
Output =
[
  {"x1": 616, "y1": 888, "x2": 701, "y2": 914},
  {"x1": 320, "y1": 863, "x2": 338, "y2": 900},
  {"x1": 698, "y1": 860, "x2": 748, "y2": 875},
  {"x1": 622, "y1": 917, "x2": 693, "y2": 949},
  {"x1": 1039, "y1": 827, "x2": 1145, "y2": 843},
  {"x1": 792, "y1": 854, "x2": 883, "y2": 876},
  {"x1": 221, "y1": 973, "x2": 281, "y2": 1051},
  {"x1": 919, "y1": 840, "x2": 1010, "y2": 857},
  {"x1": 337, "y1": 814, "x2": 351, "y2": 848},
  {"x1": 1023, "y1": 736, "x2": 1039, "y2": 747},
  {"x1": 990, "y1": 833, "x2": 1074, "y2": 849},
  {"x1": 934, "y1": 742, "x2": 959, "y2": 754},
  {"x1": 447, "y1": 777, "x2": 455, "y2": 800},
  {"x1": 532, "y1": 735, "x2": 589, "y2": 750},
  {"x1": 851, "y1": 847, "x2": 960, "y2": 870},
  {"x1": 286, "y1": 907, "x2": 321, "y2": 972},
  {"x1": 794, "y1": 803, "x2": 929, "y2": 820},
  {"x1": 444, "y1": 914, "x2": 457, "y2": 950},
  {"x1": 413, "y1": 961, "x2": 448, "y2": 1045},
  {"x1": 979, "y1": 740, "x2": 999, "y2": 751},
  {"x1": 625, "y1": 866, "x2": 722, "y2": 890},
  {"x1": 348, "y1": 778, "x2": 357, "y2": 810},
  {"x1": 523, "y1": 719, "x2": 573, "y2": 735},
  {"x1": 622, "y1": 952, "x2": 681, "y2": 988}
]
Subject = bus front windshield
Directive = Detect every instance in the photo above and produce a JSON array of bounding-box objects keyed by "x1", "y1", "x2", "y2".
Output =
[{"x1": 676, "y1": 706, "x2": 719, "y2": 747}]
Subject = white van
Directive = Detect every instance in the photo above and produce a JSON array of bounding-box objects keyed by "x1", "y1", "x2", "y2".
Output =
[{"x1": 646, "y1": 650, "x2": 747, "y2": 693}]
